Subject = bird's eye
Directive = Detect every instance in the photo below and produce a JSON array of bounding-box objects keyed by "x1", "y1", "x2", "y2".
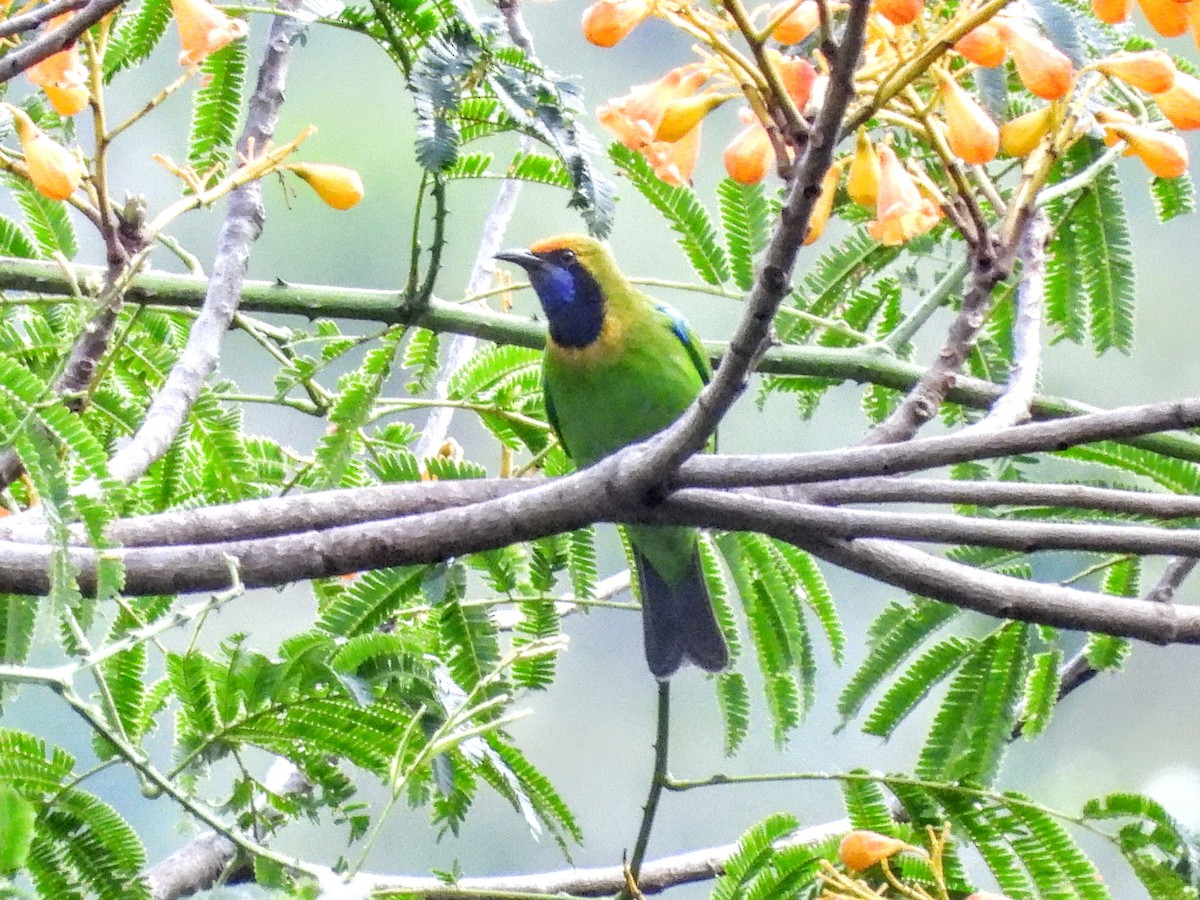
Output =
[{"x1": 556, "y1": 249, "x2": 577, "y2": 266}]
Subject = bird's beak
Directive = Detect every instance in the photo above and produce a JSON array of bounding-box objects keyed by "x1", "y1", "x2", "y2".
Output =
[{"x1": 495, "y1": 249, "x2": 543, "y2": 272}]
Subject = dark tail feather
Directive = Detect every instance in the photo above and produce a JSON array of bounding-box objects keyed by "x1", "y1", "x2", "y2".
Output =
[{"x1": 635, "y1": 548, "x2": 729, "y2": 679}]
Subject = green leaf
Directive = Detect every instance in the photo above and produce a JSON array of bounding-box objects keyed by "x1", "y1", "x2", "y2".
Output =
[
  {"x1": 609, "y1": 142, "x2": 729, "y2": 285},
  {"x1": 838, "y1": 598, "x2": 959, "y2": 722},
  {"x1": 715, "y1": 671, "x2": 751, "y2": 757},
  {"x1": 841, "y1": 774, "x2": 897, "y2": 835},
  {"x1": 0, "y1": 785, "x2": 36, "y2": 872},
  {"x1": 103, "y1": 0, "x2": 174, "y2": 79},
  {"x1": 187, "y1": 41, "x2": 247, "y2": 180},
  {"x1": 718, "y1": 178, "x2": 771, "y2": 291},
  {"x1": 0, "y1": 215, "x2": 38, "y2": 258},
  {"x1": 712, "y1": 813, "x2": 801, "y2": 900},
  {"x1": 1151, "y1": 171, "x2": 1196, "y2": 222},
  {"x1": 862, "y1": 636, "x2": 976, "y2": 738},
  {"x1": 317, "y1": 566, "x2": 427, "y2": 638},
  {"x1": 1075, "y1": 158, "x2": 1134, "y2": 354},
  {"x1": 9, "y1": 177, "x2": 77, "y2": 259},
  {"x1": 1018, "y1": 649, "x2": 1062, "y2": 739},
  {"x1": 402, "y1": 328, "x2": 441, "y2": 394}
]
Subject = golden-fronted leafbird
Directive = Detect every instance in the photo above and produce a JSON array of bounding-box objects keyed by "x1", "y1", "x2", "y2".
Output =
[{"x1": 496, "y1": 234, "x2": 729, "y2": 678}]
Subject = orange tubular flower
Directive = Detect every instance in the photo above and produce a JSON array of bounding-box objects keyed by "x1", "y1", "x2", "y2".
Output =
[
  {"x1": 954, "y1": 22, "x2": 1006, "y2": 67},
  {"x1": 938, "y1": 70, "x2": 999, "y2": 164},
  {"x1": 838, "y1": 831, "x2": 911, "y2": 871},
  {"x1": 598, "y1": 65, "x2": 708, "y2": 149},
  {"x1": 288, "y1": 163, "x2": 364, "y2": 209},
  {"x1": 767, "y1": 0, "x2": 836, "y2": 43},
  {"x1": 9, "y1": 107, "x2": 85, "y2": 200},
  {"x1": 582, "y1": 0, "x2": 652, "y2": 47},
  {"x1": 170, "y1": 0, "x2": 249, "y2": 67},
  {"x1": 774, "y1": 53, "x2": 818, "y2": 110},
  {"x1": 998, "y1": 21, "x2": 1074, "y2": 100},
  {"x1": 867, "y1": 145, "x2": 940, "y2": 245},
  {"x1": 847, "y1": 128, "x2": 880, "y2": 206},
  {"x1": 1095, "y1": 108, "x2": 1137, "y2": 151},
  {"x1": 1092, "y1": 0, "x2": 1132, "y2": 22},
  {"x1": 1191, "y1": 0, "x2": 1200, "y2": 49},
  {"x1": 25, "y1": 14, "x2": 89, "y2": 116},
  {"x1": 1136, "y1": 0, "x2": 1189, "y2": 36},
  {"x1": 723, "y1": 109, "x2": 773, "y2": 184},
  {"x1": 876, "y1": 0, "x2": 923, "y2": 26},
  {"x1": 1103, "y1": 122, "x2": 1189, "y2": 177},
  {"x1": 803, "y1": 163, "x2": 841, "y2": 245},
  {"x1": 1098, "y1": 50, "x2": 1176, "y2": 94},
  {"x1": 1000, "y1": 105, "x2": 1055, "y2": 157},
  {"x1": 1154, "y1": 72, "x2": 1200, "y2": 130}
]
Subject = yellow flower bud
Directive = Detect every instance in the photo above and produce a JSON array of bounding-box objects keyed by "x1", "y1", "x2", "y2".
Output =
[
  {"x1": 847, "y1": 129, "x2": 880, "y2": 206},
  {"x1": 803, "y1": 162, "x2": 841, "y2": 245},
  {"x1": 1137, "y1": 0, "x2": 1189, "y2": 37},
  {"x1": 25, "y1": 14, "x2": 89, "y2": 116},
  {"x1": 288, "y1": 163, "x2": 365, "y2": 210},
  {"x1": 955, "y1": 22, "x2": 1006, "y2": 67},
  {"x1": 838, "y1": 830, "x2": 911, "y2": 871},
  {"x1": 723, "y1": 109, "x2": 773, "y2": 185},
  {"x1": 1000, "y1": 105, "x2": 1055, "y2": 157},
  {"x1": 1091, "y1": 0, "x2": 1131, "y2": 23},
  {"x1": 654, "y1": 93, "x2": 727, "y2": 143},
  {"x1": 997, "y1": 21, "x2": 1074, "y2": 100},
  {"x1": 8, "y1": 106, "x2": 85, "y2": 201}
]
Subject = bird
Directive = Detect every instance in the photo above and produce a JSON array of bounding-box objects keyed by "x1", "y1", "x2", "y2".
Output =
[{"x1": 496, "y1": 234, "x2": 729, "y2": 679}]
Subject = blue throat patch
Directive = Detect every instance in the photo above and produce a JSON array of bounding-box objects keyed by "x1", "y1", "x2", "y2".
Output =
[{"x1": 529, "y1": 260, "x2": 605, "y2": 349}]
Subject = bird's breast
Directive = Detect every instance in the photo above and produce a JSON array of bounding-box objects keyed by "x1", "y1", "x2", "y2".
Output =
[{"x1": 545, "y1": 310, "x2": 628, "y2": 368}]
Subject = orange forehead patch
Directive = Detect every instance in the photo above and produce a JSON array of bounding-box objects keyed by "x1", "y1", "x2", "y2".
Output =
[{"x1": 529, "y1": 234, "x2": 586, "y2": 255}]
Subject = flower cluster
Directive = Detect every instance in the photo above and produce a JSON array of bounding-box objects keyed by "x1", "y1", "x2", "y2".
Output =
[
  {"x1": 24, "y1": 14, "x2": 89, "y2": 116},
  {"x1": 581, "y1": 0, "x2": 1196, "y2": 249}
]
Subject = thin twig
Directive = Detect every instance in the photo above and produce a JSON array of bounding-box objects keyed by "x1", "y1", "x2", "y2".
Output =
[
  {"x1": 627, "y1": 681, "x2": 671, "y2": 887},
  {"x1": 0, "y1": 0, "x2": 88, "y2": 39}
]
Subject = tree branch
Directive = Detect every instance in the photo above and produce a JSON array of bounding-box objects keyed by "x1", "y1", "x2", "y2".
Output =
[
  {"x1": 0, "y1": 0, "x2": 128, "y2": 82},
  {"x1": 101, "y1": 0, "x2": 308, "y2": 486}
]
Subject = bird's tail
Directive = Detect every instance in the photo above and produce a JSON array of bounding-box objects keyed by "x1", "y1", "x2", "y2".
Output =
[{"x1": 634, "y1": 543, "x2": 729, "y2": 679}]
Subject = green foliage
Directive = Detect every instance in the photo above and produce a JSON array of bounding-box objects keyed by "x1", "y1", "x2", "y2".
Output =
[
  {"x1": 610, "y1": 142, "x2": 730, "y2": 285},
  {"x1": 8, "y1": 178, "x2": 76, "y2": 259},
  {"x1": 717, "y1": 178, "x2": 773, "y2": 291},
  {"x1": 187, "y1": 41, "x2": 248, "y2": 180},
  {"x1": 712, "y1": 813, "x2": 819, "y2": 900},
  {"x1": 409, "y1": 23, "x2": 614, "y2": 235},
  {"x1": 103, "y1": 0, "x2": 174, "y2": 79}
]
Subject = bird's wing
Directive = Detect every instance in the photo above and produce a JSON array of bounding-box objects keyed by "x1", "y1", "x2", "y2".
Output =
[
  {"x1": 655, "y1": 303, "x2": 712, "y2": 385},
  {"x1": 542, "y1": 373, "x2": 571, "y2": 459}
]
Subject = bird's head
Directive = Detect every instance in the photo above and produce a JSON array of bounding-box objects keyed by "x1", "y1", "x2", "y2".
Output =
[{"x1": 496, "y1": 235, "x2": 626, "y2": 349}]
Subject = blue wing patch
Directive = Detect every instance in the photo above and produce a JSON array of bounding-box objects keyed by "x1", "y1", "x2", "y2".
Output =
[{"x1": 656, "y1": 303, "x2": 713, "y2": 385}]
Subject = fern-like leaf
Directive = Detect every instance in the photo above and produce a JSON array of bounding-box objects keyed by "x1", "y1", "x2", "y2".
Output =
[{"x1": 187, "y1": 41, "x2": 247, "y2": 180}]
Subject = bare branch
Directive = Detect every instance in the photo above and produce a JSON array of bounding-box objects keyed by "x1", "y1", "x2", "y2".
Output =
[
  {"x1": 0, "y1": 0, "x2": 128, "y2": 83},
  {"x1": 623, "y1": 0, "x2": 871, "y2": 493},
  {"x1": 0, "y1": 0, "x2": 89, "y2": 40},
  {"x1": 966, "y1": 209, "x2": 1048, "y2": 431},
  {"x1": 102, "y1": 1, "x2": 308, "y2": 485}
]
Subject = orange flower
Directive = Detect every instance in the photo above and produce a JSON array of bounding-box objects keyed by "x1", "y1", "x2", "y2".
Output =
[
  {"x1": 1091, "y1": 0, "x2": 1132, "y2": 22},
  {"x1": 1098, "y1": 50, "x2": 1176, "y2": 94},
  {"x1": 1095, "y1": 108, "x2": 1137, "y2": 151},
  {"x1": 1102, "y1": 121, "x2": 1189, "y2": 177},
  {"x1": 170, "y1": 0, "x2": 249, "y2": 67},
  {"x1": 723, "y1": 109, "x2": 773, "y2": 184},
  {"x1": 876, "y1": 0, "x2": 923, "y2": 25},
  {"x1": 773, "y1": 52, "x2": 818, "y2": 110},
  {"x1": 847, "y1": 128, "x2": 880, "y2": 206},
  {"x1": 25, "y1": 14, "x2": 89, "y2": 116},
  {"x1": 654, "y1": 92, "x2": 726, "y2": 142},
  {"x1": 998, "y1": 21, "x2": 1074, "y2": 100},
  {"x1": 288, "y1": 163, "x2": 364, "y2": 209},
  {"x1": 838, "y1": 831, "x2": 911, "y2": 871},
  {"x1": 9, "y1": 107, "x2": 85, "y2": 200},
  {"x1": 768, "y1": 0, "x2": 825, "y2": 43},
  {"x1": 1136, "y1": 0, "x2": 1189, "y2": 36},
  {"x1": 954, "y1": 22, "x2": 1006, "y2": 68},
  {"x1": 582, "y1": 0, "x2": 652, "y2": 47},
  {"x1": 1000, "y1": 105, "x2": 1055, "y2": 157},
  {"x1": 1191, "y1": 0, "x2": 1200, "y2": 49},
  {"x1": 643, "y1": 121, "x2": 701, "y2": 185},
  {"x1": 1154, "y1": 72, "x2": 1200, "y2": 130},
  {"x1": 598, "y1": 65, "x2": 708, "y2": 149},
  {"x1": 867, "y1": 145, "x2": 940, "y2": 245},
  {"x1": 938, "y1": 70, "x2": 999, "y2": 164},
  {"x1": 804, "y1": 162, "x2": 841, "y2": 245}
]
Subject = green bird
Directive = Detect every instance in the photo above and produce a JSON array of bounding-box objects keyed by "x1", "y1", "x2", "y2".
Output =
[{"x1": 497, "y1": 234, "x2": 729, "y2": 678}]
